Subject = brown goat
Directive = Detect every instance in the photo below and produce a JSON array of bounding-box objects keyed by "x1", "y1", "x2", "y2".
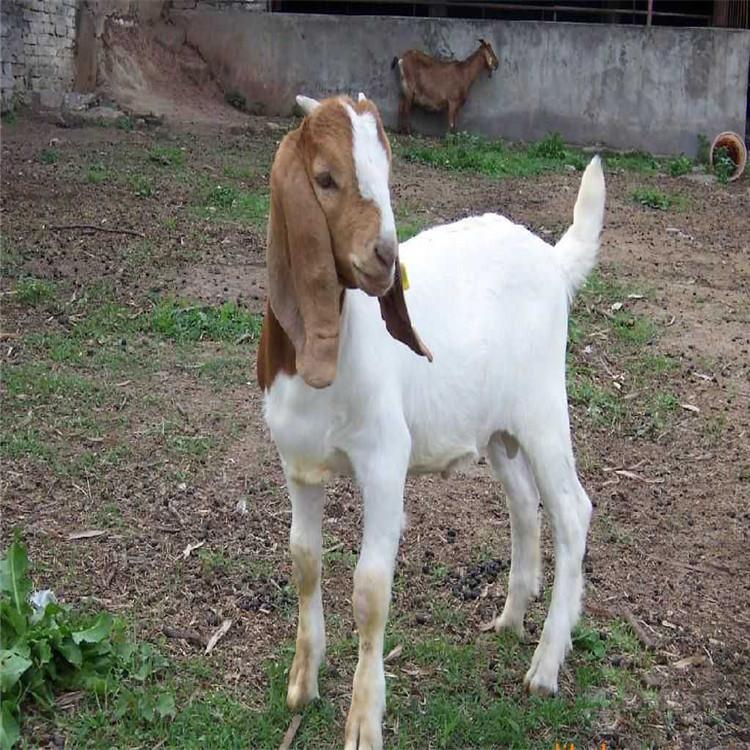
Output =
[{"x1": 392, "y1": 39, "x2": 499, "y2": 134}]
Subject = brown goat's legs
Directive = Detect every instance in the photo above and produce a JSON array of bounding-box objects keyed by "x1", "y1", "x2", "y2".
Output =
[
  {"x1": 398, "y1": 95, "x2": 412, "y2": 135},
  {"x1": 286, "y1": 478, "x2": 326, "y2": 710},
  {"x1": 447, "y1": 101, "x2": 460, "y2": 134}
]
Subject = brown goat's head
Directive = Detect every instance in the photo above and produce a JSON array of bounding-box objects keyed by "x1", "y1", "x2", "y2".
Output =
[
  {"x1": 265, "y1": 93, "x2": 430, "y2": 388},
  {"x1": 478, "y1": 38, "x2": 499, "y2": 76}
]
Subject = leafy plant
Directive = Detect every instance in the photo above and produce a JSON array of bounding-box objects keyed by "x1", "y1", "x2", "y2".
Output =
[
  {"x1": 39, "y1": 149, "x2": 59, "y2": 165},
  {"x1": 631, "y1": 186, "x2": 681, "y2": 211},
  {"x1": 148, "y1": 299, "x2": 262, "y2": 343},
  {"x1": 0, "y1": 536, "x2": 174, "y2": 747},
  {"x1": 86, "y1": 162, "x2": 109, "y2": 184},
  {"x1": 13, "y1": 277, "x2": 56, "y2": 306},
  {"x1": 667, "y1": 154, "x2": 693, "y2": 177},
  {"x1": 713, "y1": 146, "x2": 735, "y2": 184},
  {"x1": 148, "y1": 145, "x2": 185, "y2": 168},
  {"x1": 131, "y1": 174, "x2": 154, "y2": 198},
  {"x1": 528, "y1": 132, "x2": 566, "y2": 159}
]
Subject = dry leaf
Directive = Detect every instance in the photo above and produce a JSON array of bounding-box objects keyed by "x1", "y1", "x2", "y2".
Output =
[
  {"x1": 181, "y1": 540, "x2": 205, "y2": 559},
  {"x1": 680, "y1": 403, "x2": 700, "y2": 413},
  {"x1": 384, "y1": 644, "x2": 403, "y2": 663},
  {"x1": 205, "y1": 618, "x2": 232, "y2": 655},
  {"x1": 67, "y1": 530, "x2": 107, "y2": 540},
  {"x1": 478, "y1": 619, "x2": 497, "y2": 632},
  {"x1": 610, "y1": 301, "x2": 624, "y2": 311},
  {"x1": 673, "y1": 654, "x2": 707, "y2": 669}
]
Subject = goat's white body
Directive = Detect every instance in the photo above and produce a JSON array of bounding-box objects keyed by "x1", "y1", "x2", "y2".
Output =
[
  {"x1": 265, "y1": 151, "x2": 605, "y2": 750},
  {"x1": 266, "y1": 213, "x2": 571, "y2": 483}
]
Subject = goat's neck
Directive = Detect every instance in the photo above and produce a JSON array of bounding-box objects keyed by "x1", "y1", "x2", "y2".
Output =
[{"x1": 458, "y1": 48, "x2": 488, "y2": 88}]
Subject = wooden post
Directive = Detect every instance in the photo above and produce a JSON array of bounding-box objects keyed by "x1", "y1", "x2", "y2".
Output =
[{"x1": 647, "y1": 0, "x2": 654, "y2": 26}]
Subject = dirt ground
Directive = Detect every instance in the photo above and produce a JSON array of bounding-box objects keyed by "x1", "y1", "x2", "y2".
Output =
[{"x1": 1, "y1": 111, "x2": 749, "y2": 749}]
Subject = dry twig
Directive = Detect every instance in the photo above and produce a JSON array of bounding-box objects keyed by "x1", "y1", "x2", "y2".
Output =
[
  {"x1": 162, "y1": 626, "x2": 207, "y2": 648},
  {"x1": 278, "y1": 714, "x2": 302, "y2": 750},
  {"x1": 47, "y1": 223, "x2": 146, "y2": 238}
]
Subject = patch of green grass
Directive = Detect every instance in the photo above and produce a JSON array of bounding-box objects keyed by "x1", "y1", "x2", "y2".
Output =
[
  {"x1": 627, "y1": 353, "x2": 678, "y2": 378},
  {"x1": 1, "y1": 364, "x2": 97, "y2": 403},
  {"x1": 131, "y1": 174, "x2": 155, "y2": 198},
  {"x1": 166, "y1": 433, "x2": 213, "y2": 459},
  {"x1": 605, "y1": 151, "x2": 662, "y2": 174},
  {"x1": 149, "y1": 299, "x2": 262, "y2": 343},
  {"x1": 148, "y1": 145, "x2": 186, "y2": 168},
  {"x1": 86, "y1": 162, "x2": 110, "y2": 184},
  {"x1": 2, "y1": 109, "x2": 18, "y2": 124},
  {"x1": 58, "y1": 611, "x2": 658, "y2": 750},
  {"x1": 399, "y1": 131, "x2": 586, "y2": 179},
  {"x1": 567, "y1": 369, "x2": 623, "y2": 428},
  {"x1": 196, "y1": 183, "x2": 269, "y2": 227},
  {"x1": 115, "y1": 115, "x2": 134, "y2": 131},
  {"x1": 0, "y1": 428, "x2": 54, "y2": 461},
  {"x1": 13, "y1": 276, "x2": 56, "y2": 306},
  {"x1": 631, "y1": 186, "x2": 686, "y2": 211},
  {"x1": 193, "y1": 354, "x2": 250, "y2": 389},
  {"x1": 222, "y1": 163, "x2": 255, "y2": 181},
  {"x1": 196, "y1": 547, "x2": 233, "y2": 576},
  {"x1": 39, "y1": 148, "x2": 59, "y2": 164},
  {"x1": 611, "y1": 311, "x2": 656, "y2": 344},
  {"x1": 667, "y1": 154, "x2": 693, "y2": 177}
]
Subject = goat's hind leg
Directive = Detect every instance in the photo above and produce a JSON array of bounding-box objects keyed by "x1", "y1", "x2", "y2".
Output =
[
  {"x1": 286, "y1": 478, "x2": 326, "y2": 710},
  {"x1": 487, "y1": 432, "x2": 541, "y2": 638},
  {"x1": 520, "y1": 426, "x2": 592, "y2": 695}
]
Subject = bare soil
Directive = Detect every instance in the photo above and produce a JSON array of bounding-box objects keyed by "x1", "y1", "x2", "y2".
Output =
[{"x1": 1, "y1": 113, "x2": 749, "y2": 749}]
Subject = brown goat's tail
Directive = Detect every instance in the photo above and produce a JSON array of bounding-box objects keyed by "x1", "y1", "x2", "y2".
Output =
[{"x1": 390, "y1": 56, "x2": 399, "y2": 70}]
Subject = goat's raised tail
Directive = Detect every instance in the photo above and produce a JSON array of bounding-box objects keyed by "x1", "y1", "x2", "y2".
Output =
[{"x1": 554, "y1": 156, "x2": 606, "y2": 300}]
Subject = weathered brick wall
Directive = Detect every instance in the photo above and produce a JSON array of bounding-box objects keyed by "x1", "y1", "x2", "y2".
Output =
[{"x1": 0, "y1": 0, "x2": 78, "y2": 111}]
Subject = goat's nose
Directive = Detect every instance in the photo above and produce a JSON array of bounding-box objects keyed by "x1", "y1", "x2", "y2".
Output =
[{"x1": 374, "y1": 239, "x2": 397, "y2": 268}]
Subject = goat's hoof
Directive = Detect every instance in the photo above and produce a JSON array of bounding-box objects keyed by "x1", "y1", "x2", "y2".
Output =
[
  {"x1": 523, "y1": 663, "x2": 559, "y2": 696},
  {"x1": 492, "y1": 612, "x2": 526, "y2": 639},
  {"x1": 286, "y1": 659, "x2": 320, "y2": 710},
  {"x1": 344, "y1": 705, "x2": 383, "y2": 750}
]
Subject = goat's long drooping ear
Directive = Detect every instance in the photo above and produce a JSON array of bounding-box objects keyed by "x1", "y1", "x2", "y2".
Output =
[
  {"x1": 267, "y1": 132, "x2": 342, "y2": 388},
  {"x1": 378, "y1": 263, "x2": 433, "y2": 362}
]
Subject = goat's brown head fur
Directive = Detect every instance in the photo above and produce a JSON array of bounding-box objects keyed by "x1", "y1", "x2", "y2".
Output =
[
  {"x1": 259, "y1": 94, "x2": 430, "y2": 391},
  {"x1": 478, "y1": 39, "x2": 499, "y2": 77}
]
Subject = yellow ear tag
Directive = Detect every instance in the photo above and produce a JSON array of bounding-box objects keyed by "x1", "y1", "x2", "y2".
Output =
[{"x1": 400, "y1": 262, "x2": 410, "y2": 291}]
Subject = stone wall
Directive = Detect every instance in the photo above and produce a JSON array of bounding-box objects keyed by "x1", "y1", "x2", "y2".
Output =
[{"x1": 0, "y1": 0, "x2": 78, "y2": 111}]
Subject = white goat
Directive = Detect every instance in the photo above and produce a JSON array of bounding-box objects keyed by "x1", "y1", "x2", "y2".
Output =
[{"x1": 257, "y1": 93, "x2": 605, "y2": 750}]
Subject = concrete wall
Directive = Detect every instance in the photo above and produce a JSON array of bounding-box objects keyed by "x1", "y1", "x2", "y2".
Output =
[
  {"x1": 175, "y1": 9, "x2": 750, "y2": 156},
  {"x1": 1, "y1": 0, "x2": 78, "y2": 111}
]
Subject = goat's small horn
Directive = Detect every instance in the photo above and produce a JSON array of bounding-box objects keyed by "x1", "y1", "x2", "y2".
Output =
[
  {"x1": 358, "y1": 92, "x2": 367, "y2": 103},
  {"x1": 296, "y1": 95, "x2": 320, "y2": 115}
]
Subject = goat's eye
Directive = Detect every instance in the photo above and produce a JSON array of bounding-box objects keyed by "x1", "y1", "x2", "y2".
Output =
[{"x1": 315, "y1": 172, "x2": 336, "y2": 190}]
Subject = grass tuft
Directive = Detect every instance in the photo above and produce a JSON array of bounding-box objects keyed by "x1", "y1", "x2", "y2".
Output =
[{"x1": 14, "y1": 277, "x2": 56, "y2": 306}]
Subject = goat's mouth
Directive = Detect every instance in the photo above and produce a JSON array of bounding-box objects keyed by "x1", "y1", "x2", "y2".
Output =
[{"x1": 352, "y1": 260, "x2": 393, "y2": 297}]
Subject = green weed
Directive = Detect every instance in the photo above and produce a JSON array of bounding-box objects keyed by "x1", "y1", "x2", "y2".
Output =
[
  {"x1": 667, "y1": 154, "x2": 693, "y2": 177},
  {"x1": 131, "y1": 175, "x2": 154, "y2": 198},
  {"x1": 197, "y1": 183, "x2": 269, "y2": 227},
  {"x1": 713, "y1": 146, "x2": 735, "y2": 184},
  {"x1": 399, "y1": 132, "x2": 586, "y2": 179},
  {"x1": 631, "y1": 186, "x2": 684, "y2": 211},
  {"x1": 149, "y1": 299, "x2": 262, "y2": 343},
  {"x1": 86, "y1": 162, "x2": 110, "y2": 184},
  {"x1": 39, "y1": 148, "x2": 59, "y2": 165},
  {"x1": 148, "y1": 145, "x2": 186, "y2": 168},
  {"x1": 115, "y1": 115, "x2": 134, "y2": 131},
  {"x1": 0, "y1": 536, "x2": 174, "y2": 748},
  {"x1": 14, "y1": 277, "x2": 56, "y2": 306}
]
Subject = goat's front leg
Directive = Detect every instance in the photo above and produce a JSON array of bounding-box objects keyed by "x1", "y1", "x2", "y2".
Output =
[
  {"x1": 344, "y1": 458, "x2": 407, "y2": 750},
  {"x1": 286, "y1": 477, "x2": 326, "y2": 710}
]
